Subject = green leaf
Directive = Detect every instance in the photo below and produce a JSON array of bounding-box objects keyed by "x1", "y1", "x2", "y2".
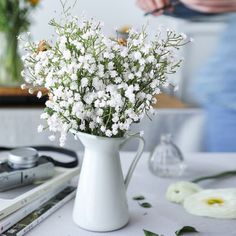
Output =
[
  {"x1": 44, "y1": 107, "x2": 54, "y2": 116},
  {"x1": 192, "y1": 170, "x2": 236, "y2": 183},
  {"x1": 139, "y1": 202, "x2": 152, "y2": 208},
  {"x1": 143, "y1": 229, "x2": 163, "y2": 236},
  {"x1": 175, "y1": 226, "x2": 198, "y2": 235},
  {"x1": 133, "y1": 195, "x2": 145, "y2": 201}
]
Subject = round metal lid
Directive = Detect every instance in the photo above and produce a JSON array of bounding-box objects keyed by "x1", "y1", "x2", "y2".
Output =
[{"x1": 8, "y1": 147, "x2": 39, "y2": 169}]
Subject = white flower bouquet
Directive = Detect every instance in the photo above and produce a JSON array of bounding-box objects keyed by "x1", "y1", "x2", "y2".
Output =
[{"x1": 21, "y1": 14, "x2": 189, "y2": 146}]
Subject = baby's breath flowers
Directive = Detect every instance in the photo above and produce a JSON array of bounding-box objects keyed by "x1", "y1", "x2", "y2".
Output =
[{"x1": 20, "y1": 14, "x2": 189, "y2": 146}]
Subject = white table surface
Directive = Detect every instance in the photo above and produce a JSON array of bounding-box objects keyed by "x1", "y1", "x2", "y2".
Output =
[{"x1": 27, "y1": 152, "x2": 236, "y2": 236}]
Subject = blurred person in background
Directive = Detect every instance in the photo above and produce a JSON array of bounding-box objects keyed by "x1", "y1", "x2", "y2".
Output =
[{"x1": 136, "y1": 0, "x2": 236, "y2": 152}]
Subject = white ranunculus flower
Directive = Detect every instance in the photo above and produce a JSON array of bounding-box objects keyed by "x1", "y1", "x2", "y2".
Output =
[
  {"x1": 183, "y1": 188, "x2": 236, "y2": 219},
  {"x1": 166, "y1": 181, "x2": 202, "y2": 204}
]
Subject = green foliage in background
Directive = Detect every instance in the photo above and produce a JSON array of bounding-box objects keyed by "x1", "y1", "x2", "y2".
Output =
[
  {"x1": 0, "y1": 0, "x2": 40, "y2": 85},
  {"x1": 0, "y1": 0, "x2": 39, "y2": 34}
]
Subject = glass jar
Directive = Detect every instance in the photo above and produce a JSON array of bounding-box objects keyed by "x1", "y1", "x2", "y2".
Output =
[{"x1": 149, "y1": 134, "x2": 186, "y2": 177}]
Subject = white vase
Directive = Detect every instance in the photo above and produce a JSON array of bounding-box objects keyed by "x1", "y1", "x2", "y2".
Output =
[{"x1": 73, "y1": 131, "x2": 145, "y2": 232}]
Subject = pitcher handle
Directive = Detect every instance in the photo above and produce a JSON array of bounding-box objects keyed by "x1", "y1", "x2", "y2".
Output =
[{"x1": 121, "y1": 134, "x2": 145, "y2": 189}]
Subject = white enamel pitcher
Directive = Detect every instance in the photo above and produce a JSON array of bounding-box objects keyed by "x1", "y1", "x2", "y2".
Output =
[{"x1": 73, "y1": 131, "x2": 145, "y2": 232}]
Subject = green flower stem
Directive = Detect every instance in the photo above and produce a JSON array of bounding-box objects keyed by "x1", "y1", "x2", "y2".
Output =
[{"x1": 191, "y1": 170, "x2": 236, "y2": 183}]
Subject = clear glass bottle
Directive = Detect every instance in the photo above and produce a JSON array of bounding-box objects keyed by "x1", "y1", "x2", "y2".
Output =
[{"x1": 149, "y1": 134, "x2": 186, "y2": 177}]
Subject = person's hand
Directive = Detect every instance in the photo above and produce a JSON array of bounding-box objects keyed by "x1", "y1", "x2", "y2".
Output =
[
  {"x1": 136, "y1": 0, "x2": 236, "y2": 15},
  {"x1": 136, "y1": 0, "x2": 170, "y2": 15},
  {"x1": 180, "y1": 0, "x2": 236, "y2": 13}
]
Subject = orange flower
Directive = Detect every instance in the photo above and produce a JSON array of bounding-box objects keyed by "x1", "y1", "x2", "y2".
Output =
[
  {"x1": 28, "y1": 0, "x2": 40, "y2": 6},
  {"x1": 119, "y1": 26, "x2": 131, "y2": 34},
  {"x1": 117, "y1": 38, "x2": 127, "y2": 46},
  {"x1": 37, "y1": 40, "x2": 50, "y2": 53}
]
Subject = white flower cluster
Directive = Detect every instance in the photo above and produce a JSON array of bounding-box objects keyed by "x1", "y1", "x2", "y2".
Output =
[
  {"x1": 21, "y1": 15, "x2": 188, "y2": 146},
  {"x1": 166, "y1": 181, "x2": 202, "y2": 204},
  {"x1": 166, "y1": 181, "x2": 236, "y2": 219}
]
